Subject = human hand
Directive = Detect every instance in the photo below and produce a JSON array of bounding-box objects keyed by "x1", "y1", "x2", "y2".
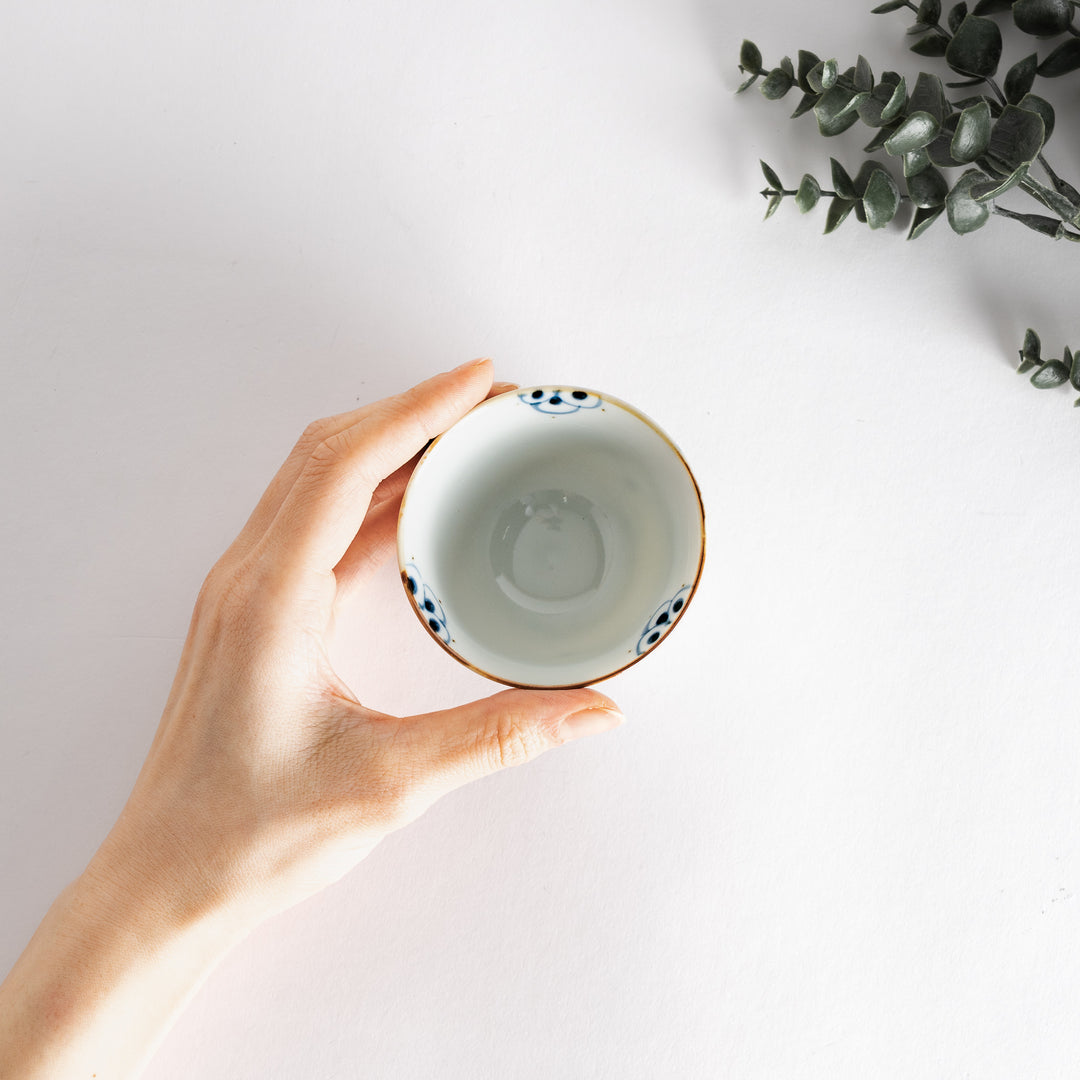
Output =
[{"x1": 0, "y1": 359, "x2": 623, "y2": 1079}]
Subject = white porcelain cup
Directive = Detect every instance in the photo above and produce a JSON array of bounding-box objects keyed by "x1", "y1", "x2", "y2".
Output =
[{"x1": 397, "y1": 386, "x2": 705, "y2": 687}]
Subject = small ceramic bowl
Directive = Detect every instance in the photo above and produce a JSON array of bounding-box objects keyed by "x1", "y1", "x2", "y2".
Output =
[{"x1": 397, "y1": 386, "x2": 705, "y2": 688}]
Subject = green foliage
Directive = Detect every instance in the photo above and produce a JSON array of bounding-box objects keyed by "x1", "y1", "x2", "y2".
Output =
[{"x1": 735, "y1": 0, "x2": 1080, "y2": 246}]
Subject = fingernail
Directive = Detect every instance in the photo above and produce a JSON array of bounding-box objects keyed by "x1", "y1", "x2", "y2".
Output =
[
  {"x1": 560, "y1": 706, "x2": 625, "y2": 742},
  {"x1": 453, "y1": 357, "x2": 493, "y2": 373}
]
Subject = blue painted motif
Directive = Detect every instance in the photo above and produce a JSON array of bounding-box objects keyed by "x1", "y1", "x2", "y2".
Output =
[
  {"x1": 404, "y1": 563, "x2": 450, "y2": 644},
  {"x1": 519, "y1": 388, "x2": 602, "y2": 415},
  {"x1": 636, "y1": 585, "x2": 692, "y2": 656}
]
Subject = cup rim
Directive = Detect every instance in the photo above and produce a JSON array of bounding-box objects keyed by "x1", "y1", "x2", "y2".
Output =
[{"x1": 396, "y1": 385, "x2": 706, "y2": 688}]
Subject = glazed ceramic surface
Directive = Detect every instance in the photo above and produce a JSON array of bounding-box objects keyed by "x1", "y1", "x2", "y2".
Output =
[{"x1": 397, "y1": 387, "x2": 704, "y2": 687}]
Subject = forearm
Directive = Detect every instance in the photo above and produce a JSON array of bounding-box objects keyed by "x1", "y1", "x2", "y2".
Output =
[{"x1": 0, "y1": 838, "x2": 254, "y2": 1080}]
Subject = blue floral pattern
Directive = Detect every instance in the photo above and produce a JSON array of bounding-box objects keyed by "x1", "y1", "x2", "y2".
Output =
[
  {"x1": 636, "y1": 586, "x2": 692, "y2": 656},
  {"x1": 404, "y1": 563, "x2": 450, "y2": 644},
  {"x1": 519, "y1": 388, "x2": 602, "y2": 415}
]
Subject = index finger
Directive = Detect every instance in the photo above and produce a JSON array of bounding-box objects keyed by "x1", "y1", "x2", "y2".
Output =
[{"x1": 260, "y1": 358, "x2": 495, "y2": 577}]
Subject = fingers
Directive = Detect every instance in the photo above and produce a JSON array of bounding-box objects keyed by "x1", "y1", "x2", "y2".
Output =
[
  {"x1": 400, "y1": 688, "x2": 625, "y2": 793},
  {"x1": 227, "y1": 365, "x2": 511, "y2": 567},
  {"x1": 261, "y1": 359, "x2": 495, "y2": 577}
]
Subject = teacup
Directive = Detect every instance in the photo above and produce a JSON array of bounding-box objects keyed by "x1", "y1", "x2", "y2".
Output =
[{"x1": 397, "y1": 386, "x2": 705, "y2": 687}]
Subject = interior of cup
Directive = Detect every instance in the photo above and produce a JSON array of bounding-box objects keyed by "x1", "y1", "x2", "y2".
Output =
[{"x1": 398, "y1": 388, "x2": 704, "y2": 687}]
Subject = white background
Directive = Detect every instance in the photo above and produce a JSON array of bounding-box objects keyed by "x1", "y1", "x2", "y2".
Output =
[{"x1": 3, "y1": 2, "x2": 1080, "y2": 1077}]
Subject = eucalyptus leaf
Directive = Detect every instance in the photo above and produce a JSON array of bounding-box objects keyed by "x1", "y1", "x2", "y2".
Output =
[
  {"x1": 1004, "y1": 54, "x2": 1039, "y2": 104},
  {"x1": 865, "y1": 120, "x2": 902, "y2": 152},
  {"x1": 1020, "y1": 328, "x2": 1042, "y2": 365},
  {"x1": 945, "y1": 168, "x2": 993, "y2": 233},
  {"x1": 806, "y1": 58, "x2": 841, "y2": 93},
  {"x1": 858, "y1": 81, "x2": 900, "y2": 125},
  {"x1": 884, "y1": 110, "x2": 942, "y2": 153},
  {"x1": 945, "y1": 15, "x2": 1003, "y2": 76},
  {"x1": 1036, "y1": 39, "x2": 1080, "y2": 77},
  {"x1": 911, "y1": 33, "x2": 950, "y2": 56},
  {"x1": 986, "y1": 104, "x2": 1046, "y2": 170},
  {"x1": 815, "y1": 85, "x2": 863, "y2": 135},
  {"x1": 880, "y1": 70, "x2": 903, "y2": 87},
  {"x1": 872, "y1": 0, "x2": 909, "y2": 9},
  {"x1": 880, "y1": 77, "x2": 908, "y2": 122},
  {"x1": 908, "y1": 165, "x2": 950, "y2": 206},
  {"x1": 1017, "y1": 93, "x2": 1055, "y2": 142},
  {"x1": 1012, "y1": 0, "x2": 1073, "y2": 37},
  {"x1": 908, "y1": 204, "x2": 946, "y2": 238},
  {"x1": 917, "y1": 0, "x2": 943, "y2": 25},
  {"x1": 1069, "y1": 346, "x2": 1080, "y2": 391},
  {"x1": 927, "y1": 132, "x2": 967, "y2": 167},
  {"x1": 971, "y1": 163, "x2": 1029, "y2": 200},
  {"x1": 948, "y1": 1, "x2": 969, "y2": 32},
  {"x1": 1031, "y1": 361, "x2": 1070, "y2": 388},
  {"x1": 761, "y1": 67, "x2": 795, "y2": 99},
  {"x1": 854, "y1": 199, "x2": 868, "y2": 223},
  {"x1": 795, "y1": 173, "x2": 822, "y2": 212},
  {"x1": 824, "y1": 196, "x2": 856, "y2": 233},
  {"x1": 904, "y1": 147, "x2": 932, "y2": 176},
  {"x1": 797, "y1": 49, "x2": 822, "y2": 92},
  {"x1": 737, "y1": 73, "x2": 760, "y2": 93},
  {"x1": 780, "y1": 56, "x2": 795, "y2": 79},
  {"x1": 951, "y1": 100, "x2": 992, "y2": 161},
  {"x1": 763, "y1": 193, "x2": 783, "y2": 220},
  {"x1": 791, "y1": 91, "x2": 820, "y2": 118},
  {"x1": 855, "y1": 54, "x2": 874, "y2": 92},
  {"x1": 971, "y1": 0, "x2": 1011, "y2": 11},
  {"x1": 864, "y1": 168, "x2": 902, "y2": 227},
  {"x1": 739, "y1": 40, "x2": 763, "y2": 75},
  {"x1": 853, "y1": 160, "x2": 882, "y2": 197},
  {"x1": 830, "y1": 157, "x2": 858, "y2": 199},
  {"x1": 908, "y1": 72, "x2": 948, "y2": 123},
  {"x1": 760, "y1": 160, "x2": 784, "y2": 190}
]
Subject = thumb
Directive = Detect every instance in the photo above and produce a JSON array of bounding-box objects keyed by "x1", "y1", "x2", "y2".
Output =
[{"x1": 405, "y1": 688, "x2": 625, "y2": 789}]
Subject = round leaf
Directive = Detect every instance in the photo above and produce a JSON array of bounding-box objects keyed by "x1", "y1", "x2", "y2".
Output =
[
  {"x1": 1012, "y1": 0, "x2": 1073, "y2": 37},
  {"x1": 986, "y1": 103, "x2": 1046, "y2": 170},
  {"x1": 917, "y1": 0, "x2": 943, "y2": 24},
  {"x1": 797, "y1": 49, "x2": 822, "y2": 92},
  {"x1": 880, "y1": 77, "x2": 909, "y2": 123},
  {"x1": 863, "y1": 168, "x2": 902, "y2": 228},
  {"x1": 739, "y1": 40, "x2": 763, "y2": 75},
  {"x1": 1004, "y1": 53, "x2": 1039, "y2": 103},
  {"x1": 855, "y1": 54, "x2": 874, "y2": 92},
  {"x1": 948, "y1": 2, "x2": 970, "y2": 32},
  {"x1": 1036, "y1": 39, "x2": 1080, "y2": 77},
  {"x1": 1021, "y1": 328, "x2": 1042, "y2": 365},
  {"x1": 907, "y1": 165, "x2": 950, "y2": 207},
  {"x1": 814, "y1": 85, "x2": 863, "y2": 136},
  {"x1": 761, "y1": 68, "x2": 795, "y2": 99},
  {"x1": 884, "y1": 110, "x2": 942, "y2": 154},
  {"x1": 1031, "y1": 361, "x2": 1070, "y2": 388},
  {"x1": 904, "y1": 147, "x2": 932, "y2": 176},
  {"x1": 908, "y1": 72, "x2": 947, "y2": 123},
  {"x1": 945, "y1": 14, "x2": 1003, "y2": 76},
  {"x1": 824, "y1": 196, "x2": 855, "y2": 233},
  {"x1": 795, "y1": 174, "x2": 822, "y2": 213},
  {"x1": 911, "y1": 33, "x2": 950, "y2": 56},
  {"x1": 830, "y1": 158, "x2": 858, "y2": 200},
  {"x1": 1017, "y1": 93, "x2": 1055, "y2": 142},
  {"x1": 951, "y1": 100, "x2": 992, "y2": 161},
  {"x1": 945, "y1": 169, "x2": 993, "y2": 233}
]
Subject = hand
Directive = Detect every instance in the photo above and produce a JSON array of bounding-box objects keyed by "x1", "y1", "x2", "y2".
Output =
[{"x1": 0, "y1": 359, "x2": 624, "y2": 1079}]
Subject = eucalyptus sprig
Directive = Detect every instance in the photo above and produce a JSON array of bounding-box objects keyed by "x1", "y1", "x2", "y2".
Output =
[
  {"x1": 1018, "y1": 329, "x2": 1080, "y2": 404},
  {"x1": 737, "y1": 0, "x2": 1080, "y2": 241}
]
